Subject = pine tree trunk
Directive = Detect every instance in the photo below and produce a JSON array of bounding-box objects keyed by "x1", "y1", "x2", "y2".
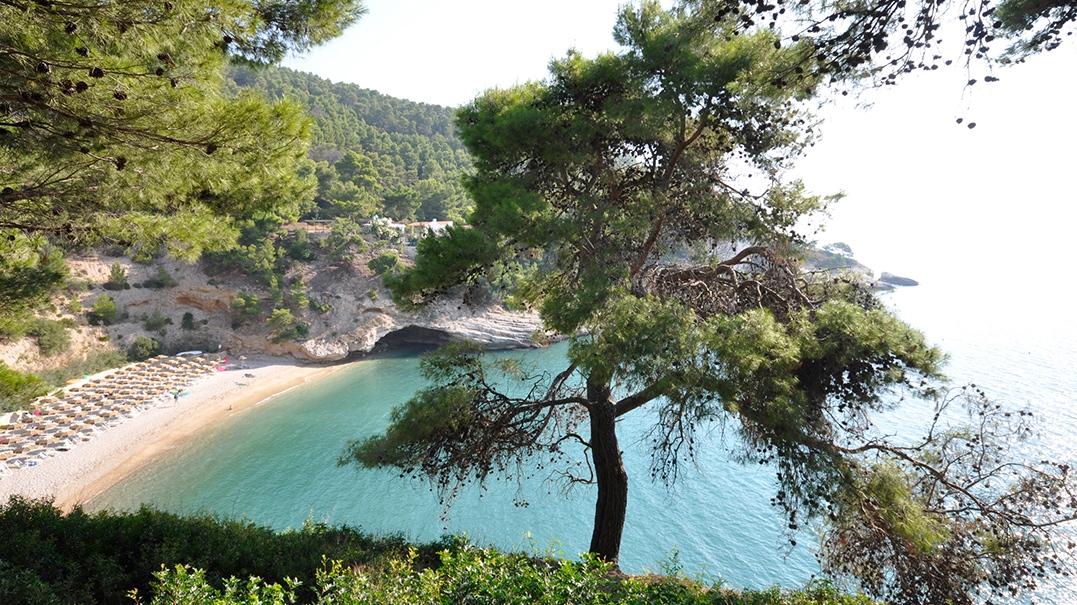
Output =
[{"x1": 587, "y1": 380, "x2": 628, "y2": 568}]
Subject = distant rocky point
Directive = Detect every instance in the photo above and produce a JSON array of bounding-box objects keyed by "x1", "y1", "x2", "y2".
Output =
[
  {"x1": 878, "y1": 272, "x2": 919, "y2": 287},
  {"x1": 801, "y1": 245, "x2": 919, "y2": 291}
]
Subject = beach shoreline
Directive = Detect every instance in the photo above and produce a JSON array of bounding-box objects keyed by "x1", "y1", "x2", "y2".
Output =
[{"x1": 0, "y1": 356, "x2": 345, "y2": 512}]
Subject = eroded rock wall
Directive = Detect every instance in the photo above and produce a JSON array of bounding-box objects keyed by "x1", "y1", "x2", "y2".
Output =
[{"x1": 1, "y1": 254, "x2": 546, "y2": 371}]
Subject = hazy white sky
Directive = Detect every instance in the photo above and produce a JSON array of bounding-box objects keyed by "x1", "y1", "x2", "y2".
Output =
[{"x1": 284, "y1": 0, "x2": 1077, "y2": 287}]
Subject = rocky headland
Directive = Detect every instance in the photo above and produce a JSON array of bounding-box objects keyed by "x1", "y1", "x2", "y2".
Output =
[
  {"x1": 878, "y1": 272, "x2": 920, "y2": 287},
  {"x1": 0, "y1": 251, "x2": 546, "y2": 375}
]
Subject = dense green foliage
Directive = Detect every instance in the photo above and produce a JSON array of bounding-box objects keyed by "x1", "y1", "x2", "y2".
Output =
[
  {"x1": 0, "y1": 0, "x2": 364, "y2": 261},
  {"x1": 227, "y1": 65, "x2": 472, "y2": 223},
  {"x1": 27, "y1": 318, "x2": 72, "y2": 356},
  {"x1": 0, "y1": 498, "x2": 875, "y2": 605},
  {"x1": 0, "y1": 497, "x2": 444, "y2": 605},
  {"x1": 127, "y1": 336, "x2": 162, "y2": 362},
  {"x1": 35, "y1": 350, "x2": 128, "y2": 388},
  {"x1": 147, "y1": 551, "x2": 877, "y2": 605},
  {"x1": 0, "y1": 362, "x2": 50, "y2": 413},
  {"x1": 141, "y1": 267, "x2": 179, "y2": 289},
  {"x1": 0, "y1": 246, "x2": 67, "y2": 340},
  {"x1": 87, "y1": 295, "x2": 118, "y2": 326},
  {"x1": 102, "y1": 262, "x2": 130, "y2": 291},
  {"x1": 367, "y1": 250, "x2": 401, "y2": 276}
]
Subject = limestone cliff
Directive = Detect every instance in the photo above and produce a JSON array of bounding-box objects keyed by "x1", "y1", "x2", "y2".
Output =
[{"x1": 0, "y1": 253, "x2": 546, "y2": 372}]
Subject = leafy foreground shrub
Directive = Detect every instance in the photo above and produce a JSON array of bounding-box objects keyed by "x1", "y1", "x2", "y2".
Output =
[
  {"x1": 0, "y1": 498, "x2": 876, "y2": 605},
  {"x1": 145, "y1": 549, "x2": 875, "y2": 605},
  {"x1": 0, "y1": 497, "x2": 439, "y2": 605}
]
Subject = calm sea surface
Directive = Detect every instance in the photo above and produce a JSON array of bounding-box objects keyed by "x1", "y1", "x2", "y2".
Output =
[{"x1": 88, "y1": 282, "x2": 1077, "y2": 593}]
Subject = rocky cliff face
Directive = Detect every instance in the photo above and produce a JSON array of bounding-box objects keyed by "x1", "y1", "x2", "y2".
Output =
[{"x1": 0, "y1": 253, "x2": 545, "y2": 372}]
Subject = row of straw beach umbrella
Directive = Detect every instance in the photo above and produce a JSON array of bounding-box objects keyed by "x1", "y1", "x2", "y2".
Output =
[{"x1": 0, "y1": 354, "x2": 221, "y2": 472}]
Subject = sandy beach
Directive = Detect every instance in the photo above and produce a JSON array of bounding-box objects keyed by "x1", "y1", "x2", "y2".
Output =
[{"x1": 0, "y1": 356, "x2": 344, "y2": 511}]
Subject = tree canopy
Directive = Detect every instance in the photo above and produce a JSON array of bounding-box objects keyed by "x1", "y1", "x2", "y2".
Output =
[
  {"x1": 342, "y1": 3, "x2": 1077, "y2": 603},
  {"x1": 0, "y1": 0, "x2": 364, "y2": 262},
  {"x1": 226, "y1": 64, "x2": 472, "y2": 223}
]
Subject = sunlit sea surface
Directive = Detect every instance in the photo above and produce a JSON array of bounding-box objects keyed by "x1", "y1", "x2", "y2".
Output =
[{"x1": 88, "y1": 281, "x2": 1077, "y2": 596}]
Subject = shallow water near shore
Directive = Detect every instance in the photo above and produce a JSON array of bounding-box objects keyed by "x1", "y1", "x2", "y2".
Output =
[{"x1": 88, "y1": 282, "x2": 1077, "y2": 594}]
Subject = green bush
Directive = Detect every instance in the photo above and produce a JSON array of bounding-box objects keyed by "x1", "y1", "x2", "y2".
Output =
[
  {"x1": 65, "y1": 297, "x2": 82, "y2": 315},
  {"x1": 287, "y1": 228, "x2": 316, "y2": 261},
  {"x1": 37, "y1": 350, "x2": 128, "y2": 387},
  {"x1": 102, "y1": 261, "x2": 130, "y2": 291},
  {"x1": 65, "y1": 277, "x2": 91, "y2": 292},
  {"x1": 367, "y1": 251, "x2": 400, "y2": 276},
  {"x1": 288, "y1": 278, "x2": 310, "y2": 310},
  {"x1": 87, "y1": 296, "x2": 118, "y2": 326},
  {"x1": 0, "y1": 363, "x2": 50, "y2": 412},
  {"x1": 322, "y1": 217, "x2": 369, "y2": 261},
  {"x1": 268, "y1": 308, "x2": 297, "y2": 341},
  {"x1": 142, "y1": 309, "x2": 172, "y2": 332},
  {"x1": 143, "y1": 267, "x2": 178, "y2": 289},
  {"x1": 181, "y1": 312, "x2": 196, "y2": 331},
  {"x1": 0, "y1": 316, "x2": 31, "y2": 342},
  {"x1": 230, "y1": 293, "x2": 263, "y2": 328},
  {"x1": 145, "y1": 545, "x2": 880, "y2": 605},
  {"x1": 127, "y1": 336, "x2": 161, "y2": 361},
  {"x1": 0, "y1": 498, "x2": 437, "y2": 605},
  {"x1": 204, "y1": 230, "x2": 285, "y2": 287},
  {"x1": 0, "y1": 249, "x2": 67, "y2": 335},
  {"x1": 28, "y1": 319, "x2": 72, "y2": 356}
]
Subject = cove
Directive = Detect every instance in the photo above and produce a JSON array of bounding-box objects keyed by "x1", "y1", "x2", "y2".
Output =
[{"x1": 87, "y1": 341, "x2": 819, "y2": 588}]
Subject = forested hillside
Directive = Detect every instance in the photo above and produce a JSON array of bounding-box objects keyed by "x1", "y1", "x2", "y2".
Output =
[
  {"x1": 226, "y1": 65, "x2": 472, "y2": 223},
  {"x1": 1, "y1": 64, "x2": 482, "y2": 409}
]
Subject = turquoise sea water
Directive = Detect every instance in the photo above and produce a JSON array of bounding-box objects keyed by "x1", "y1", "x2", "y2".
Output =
[{"x1": 88, "y1": 282, "x2": 1077, "y2": 593}]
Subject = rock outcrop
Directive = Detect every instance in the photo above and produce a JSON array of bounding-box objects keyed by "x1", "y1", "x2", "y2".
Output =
[
  {"x1": 0, "y1": 253, "x2": 546, "y2": 371},
  {"x1": 878, "y1": 272, "x2": 919, "y2": 287}
]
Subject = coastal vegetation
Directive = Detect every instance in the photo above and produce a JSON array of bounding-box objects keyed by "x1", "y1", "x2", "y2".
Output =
[
  {"x1": 1, "y1": 0, "x2": 1075, "y2": 603},
  {"x1": 0, "y1": 497, "x2": 875, "y2": 605}
]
